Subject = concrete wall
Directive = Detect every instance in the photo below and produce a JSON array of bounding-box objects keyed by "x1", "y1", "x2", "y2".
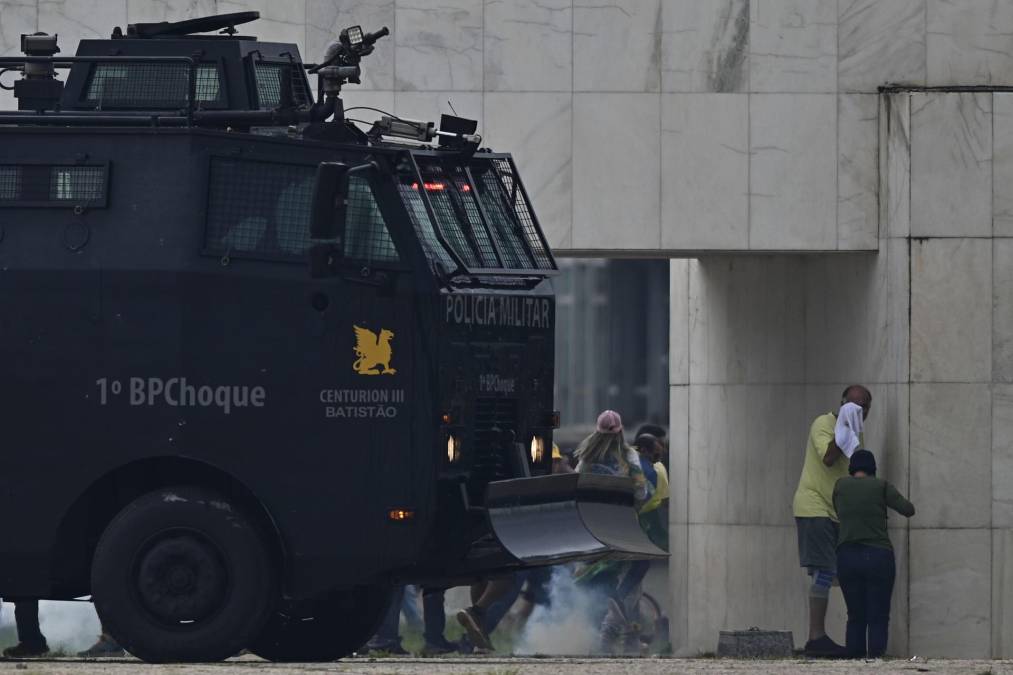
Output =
[
  {"x1": 668, "y1": 91, "x2": 1013, "y2": 658},
  {"x1": 667, "y1": 243, "x2": 911, "y2": 654}
]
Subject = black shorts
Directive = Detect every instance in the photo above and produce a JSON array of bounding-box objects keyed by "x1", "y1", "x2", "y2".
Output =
[{"x1": 795, "y1": 517, "x2": 839, "y2": 573}]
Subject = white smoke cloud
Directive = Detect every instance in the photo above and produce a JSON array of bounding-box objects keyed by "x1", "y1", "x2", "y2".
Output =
[
  {"x1": 0, "y1": 600, "x2": 100, "y2": 653},
  {"x1": 514, "y1": 567, "x2": 600, "y2": 656}
]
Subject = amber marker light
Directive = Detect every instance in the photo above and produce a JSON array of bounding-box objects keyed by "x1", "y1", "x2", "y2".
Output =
[
  {"x1": 388, "y1": 509, "x2": 415, "y2": 521},
  {"x1": 441, "y1": 412, "x2": 453, "y2": 425}
]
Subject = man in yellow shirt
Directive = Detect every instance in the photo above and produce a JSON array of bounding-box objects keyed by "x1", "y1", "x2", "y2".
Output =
[{"x1": 792, "y1": 385, "x2": 871, "y2": 658}]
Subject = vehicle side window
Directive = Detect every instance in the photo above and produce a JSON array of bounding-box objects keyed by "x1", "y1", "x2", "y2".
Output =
[
  {"x1": 83, "y1": 63, "x2": 224, "y2": 109},
  {"x1": 252, "y1": 62, "x2": 312, "y2": 109},
  {"x1": 0, "y1": 166, "x2": 22, "y2": 200},
  {"x1": 204, "y1": 157, "x2": 399, "y2": 265},
  {"x1": 344, "y1": 176, "x2": 400, "y2": 264},
  {"x1": 0, "y1": 163, "x2": 108, "y2": 208}
]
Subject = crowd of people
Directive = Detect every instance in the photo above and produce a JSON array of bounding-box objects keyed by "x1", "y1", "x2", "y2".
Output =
[
  {"x1": 364, "y1": 411, "x2": 671, "y2": 656},
  {"x1": 0, "y1": 385, "x2": 912, "y2": 660}
]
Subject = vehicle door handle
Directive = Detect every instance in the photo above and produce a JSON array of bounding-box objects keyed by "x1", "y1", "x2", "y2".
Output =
[{"x1": 340, "y1": 266, "x2": 390, "y2": 287}]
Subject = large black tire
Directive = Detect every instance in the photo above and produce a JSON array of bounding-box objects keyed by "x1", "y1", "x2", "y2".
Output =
[
  {"x1": 91, "y1": 486, "x2": 277, "y2": 663},
  {"x1": 250, "y1": 585, "x2": 392, "y2": 662}
]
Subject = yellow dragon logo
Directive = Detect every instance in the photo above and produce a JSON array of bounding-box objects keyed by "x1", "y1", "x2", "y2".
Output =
[{"x1": 353, "y1": 325, "x2": 396, "y2": 375}]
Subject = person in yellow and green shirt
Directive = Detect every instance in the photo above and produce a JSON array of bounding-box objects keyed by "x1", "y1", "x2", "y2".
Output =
[{"x1": 792, "y1": 385, "x2": 871, "y2": 658}]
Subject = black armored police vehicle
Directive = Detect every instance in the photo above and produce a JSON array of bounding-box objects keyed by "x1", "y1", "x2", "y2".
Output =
[{"x1": 0, "y1": 12, "x2": 664, "y2": 662}]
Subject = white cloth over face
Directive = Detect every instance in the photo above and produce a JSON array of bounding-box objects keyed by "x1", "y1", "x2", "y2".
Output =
[{"x1": 835, "y1": 402, "x2": 864, "y2": 458}]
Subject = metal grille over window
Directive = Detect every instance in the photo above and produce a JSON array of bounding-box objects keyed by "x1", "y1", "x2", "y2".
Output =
[
  {"x1": 416, "y1": 166, "x2": 481, "y2": 268},
  {"x1": 0, "y1": 167, "x2": 21, "y2": 201},
  {"x1": 83, "y1": 63, "x2": 223, "y2": 109},
  {"x1": 254, "y1": 62, "x2": 311, "y2": 109},
  {"x1": 49, "y1": 167, "x2": 104, "y2": 201},
  {"x1": 474, "y1": 167, "x2": 535, "y2": 269},
  {"x1": 344, "y1": 176, "x2": 400, "y2": 263},
  {"x1": 194, "y1": 65, "x2": 223, "y2": 104},
  {"x1": 450, "y1": 174, "x2": 499, "y2": 267},
  {"x1": 205, "y1": 158, "x2": 316, "y2": 258},
  {"x1": 397, "y1": 179, "x2": 457, "y2": 270},
  {"x1": 490, "y1": 159, "x2": 553, "y2": 270},
  {"x1": 0, "y1": 164, "x2": 107, "y2": 206}
]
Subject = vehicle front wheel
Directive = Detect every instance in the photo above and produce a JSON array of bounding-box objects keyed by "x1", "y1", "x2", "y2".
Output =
[
  {"x1": 250, "y1": 585, "x2": 392, "y2": 662},
  {"x1": 91, "y1": 486, "x2": 276, "y2": 663}
]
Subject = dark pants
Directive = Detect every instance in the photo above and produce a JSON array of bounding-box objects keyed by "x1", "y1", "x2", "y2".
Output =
[
  {"x1": 616, "y1": 560, "x2": 650, "y2": 602},
  {"x1": 837, "y1": 543, "x2": 895, "y2": 658},
  {"x1": 14, "y1": 600, "x2": 46, "y2": 646},
  {"x1": 421, "y1": 588, "x2": 447, "y2": 646},
  {"x1": 371, "y1": 585, "x2": 406, "y2": 646}
]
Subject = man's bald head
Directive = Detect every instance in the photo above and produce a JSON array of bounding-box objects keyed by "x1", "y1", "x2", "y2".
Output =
[{"x1": 842, "y1": 384, "x2": 872, "y2": 419}]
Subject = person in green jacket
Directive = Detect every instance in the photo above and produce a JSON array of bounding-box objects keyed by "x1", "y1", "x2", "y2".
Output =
[{"x1": 833, "y1": 449, "x2": 915, "y2": 658}]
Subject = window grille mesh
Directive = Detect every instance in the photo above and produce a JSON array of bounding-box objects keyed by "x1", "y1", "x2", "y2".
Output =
[
  {"x1": 474, "y1": 167, "x2": 535, "y2": 269},
  {"x1": 0, "y1": 167, "x2": 21, "y2": 201},
  {"x1": 344, "y1": 177, "x2": 400, "y2": 264},
  {"x1": 451, "y1": 174, "x2": 499, "y2": 267},
  {"x1": 254, "y1": 62, "x2": 311, "y2": 109},
  {"x1": 397, "y1": 180, "x2": 456, "y2": 270},
  {"x1": 83, "y1": 63, "x2": 223, "y2": 109},
  {"x1": 0, "y1": 164, "x2": 107, "y2": 205},
  {"x1": 206, "y1": 158, "x2": 315, "y2": 256},
  {"x1": 49, "y1": 166, "x2": 104, "y2": 201},
  {"x1": 206, "y1": 158, "x2": 398, "y2": 263},
  {"x1": 491, "y1": 159, "x2": 553, "y2": 270},
  {"x1": 417, "y1": 165, "x2": 480, "y2": 268}
]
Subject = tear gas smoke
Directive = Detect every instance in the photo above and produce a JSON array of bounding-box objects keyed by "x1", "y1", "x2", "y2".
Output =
[
  {"x1": 0, "y1": 600, "x2": 100, "y2": 652},
  {"x1": 514, "y1": 567, "x2": 599, "y2": 656}
]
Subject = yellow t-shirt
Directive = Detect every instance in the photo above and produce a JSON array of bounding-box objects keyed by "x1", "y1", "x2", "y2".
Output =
[
  {"x1": 653, "y1": 462, "x2": 670, "y2": 502},
  {"x1": 792, "y1": 412, "x2": 856, "y2": 521},
  {"x1": 639, "y1": 462, "x2": 670, "y2": 514}
]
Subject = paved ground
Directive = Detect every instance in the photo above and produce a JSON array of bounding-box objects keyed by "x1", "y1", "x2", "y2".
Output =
[{"x1": 0, "y1": 657, "x2": 1008, "y2": 675}]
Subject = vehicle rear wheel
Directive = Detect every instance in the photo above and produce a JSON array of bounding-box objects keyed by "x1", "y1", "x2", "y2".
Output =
[
  {"x1": 250, "y1": 585, "x2": 392, "y2": 662},
  {"x1": 91, "y1": 486, "x2": 276, "y2": 663}
]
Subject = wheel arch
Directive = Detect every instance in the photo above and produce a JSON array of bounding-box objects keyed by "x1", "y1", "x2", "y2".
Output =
[{"x1": 49, "y1": 456, "x2": 286, "y2": 598}]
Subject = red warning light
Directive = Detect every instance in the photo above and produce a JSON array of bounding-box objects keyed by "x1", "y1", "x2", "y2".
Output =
[
  {"x1": 461, "y1": 184, "x2": 471, "y2": 192},
  {"x1": 410, "y1": 181, "x2": 446, "y2": 192}
]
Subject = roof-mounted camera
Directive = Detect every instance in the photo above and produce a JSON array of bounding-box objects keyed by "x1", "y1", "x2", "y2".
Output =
[{"x1": 312, "y1": 25, "x2": 389, "y2": 99}]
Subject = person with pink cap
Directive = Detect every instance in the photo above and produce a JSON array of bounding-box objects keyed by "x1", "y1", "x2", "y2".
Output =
[
  {"x1": 574, "y1": 409, "x2": 650, "y2": 507},
  {"x1": 573, "y1": 410, "x2": 652, "y2": 652}
]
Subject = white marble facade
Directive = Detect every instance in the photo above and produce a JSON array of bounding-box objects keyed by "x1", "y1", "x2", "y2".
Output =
[
  {"x1": 669, "y1": 92, "x2": 1013, "y2": 658},
  {"x1": 3, "y1": 0, "x2": 982, "y2": 253}
]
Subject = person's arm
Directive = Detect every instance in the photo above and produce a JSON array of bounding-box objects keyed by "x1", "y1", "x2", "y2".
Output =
[
  {"x1": 823, "y1": 439, "x2": 843, "y2": 466},
  {"x1": 885, "y1": 481, "x2": 915, "y2": 517},
  {"x1": 814, "y1": 421, "x2": 842, "y2": 466}
]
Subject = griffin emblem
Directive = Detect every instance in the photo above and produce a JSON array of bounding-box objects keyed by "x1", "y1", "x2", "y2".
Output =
[{"x1": 353, "y1": 325, "x2": 396, "y2": 375}]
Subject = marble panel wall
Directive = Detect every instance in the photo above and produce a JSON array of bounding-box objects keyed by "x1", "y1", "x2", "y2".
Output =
[
  {"x1": 748, "y1": 0, "x2": 836, "y2": 93},
  {"x1": 838, "y1": 0, "x2": 925, "y2": 92},
  {"x1": 673, "y1": 239, "x2": 912, "y2": 653},
  {"x1": 927, "y1": 0, "x2": 1013, "y2": 87},
  {"x1": 572, "y1": 93, "x2": 660, "y2": 250},
  {"x1": 486, "y1": 0, "x2": 571, "y2": 92},
  {"x1": 910, "y1": 93, "x2": 992, "y2": 238},
  {"x1": 748, "y1": 94, "x2": 837, "y2": 250},
  {"x1": 660, "y1": 94, "x2": 748, "y2": 250},
  {"x1": 574, "y1": 0, "x2": 658, "y2": 92}
]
